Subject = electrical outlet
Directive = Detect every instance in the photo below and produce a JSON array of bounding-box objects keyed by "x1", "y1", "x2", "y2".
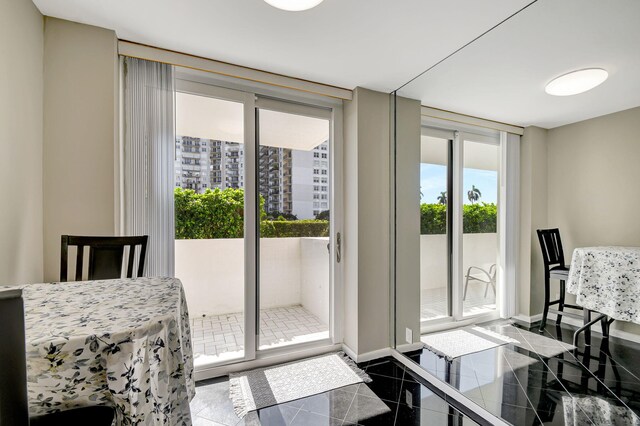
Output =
[
  {"x1": 406, "y1": 390, "x2": 413, "y2": 408},
  {"x1": 405, "y1": 328, "x2": 413, "y2": 344}
]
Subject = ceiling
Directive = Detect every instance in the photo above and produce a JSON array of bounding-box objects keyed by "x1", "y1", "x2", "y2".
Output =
[
  {"x1": 33, "y1": 0, "x2": 640, "y2": 129},
  {"x1": 397, "y1": 0, "x2": 640, "y2": 128}
]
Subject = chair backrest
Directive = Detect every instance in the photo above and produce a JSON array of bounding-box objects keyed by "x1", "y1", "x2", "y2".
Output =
[
  {"x1": 60, "y1": 235, "x2": 149, "y2": 282},
  {"x1": 0, "y1": 289, "x2": 29, "y2": 426},
  {"x1": 536, "y1": 228, "x2": 565, "y2": 268}
]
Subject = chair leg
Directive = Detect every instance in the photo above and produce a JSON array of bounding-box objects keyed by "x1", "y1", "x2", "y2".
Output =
[
  {"x1": 601, "y1": 317, "x2": 612, "y2": 339},
  {"x1": 484, "y1": 282, "x2": 489, "y2": 298},
  {"x1": 556, "y1": 280, "x2": 566, "y2": 327},
  {"x1": 540, "y1": 273, "x2": 551, "y2": 332},
  {"x1": 584, "y1": 309, "x2": 592, "y2": 346},
  {"x1": 463, "y1": 275, "x2": 470, "y2": 301}
]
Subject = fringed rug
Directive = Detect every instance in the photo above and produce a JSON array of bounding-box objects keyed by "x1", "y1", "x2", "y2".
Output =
[
  {"x1": 229, "y1": 351, "x2": 370, "y2": 418},
  {"x1": 421, "y1": 326, "x2": 519, "y2": 360}
]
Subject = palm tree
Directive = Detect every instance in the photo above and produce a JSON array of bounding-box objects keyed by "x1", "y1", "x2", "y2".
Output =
[
  {"x1": 437, "y1": 191, "x2": 447, "y2": 205},
  {"x1": 467, "y1": 185, "x2": 481, "y2": 204}
]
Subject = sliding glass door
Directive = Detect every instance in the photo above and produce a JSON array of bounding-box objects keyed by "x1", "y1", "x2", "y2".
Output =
[
  {"x1": 174, "y1": 79, "x2": 339, "y2": 371},
  {"x1": 420, "y1": 133, "x2": 452, "y2": 322},
  {"x1": 461, "y1": 136, "x2": 500, "y2": 318},
  {"x1": 420, "y1": 127, "x2": 501, "y2": 328},
  {"x1": 257, "y1": 100, "x2": 333, "y2": 350}
]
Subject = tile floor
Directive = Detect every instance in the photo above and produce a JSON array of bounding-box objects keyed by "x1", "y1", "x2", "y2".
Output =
[
  {"x1": 421, "y1": 284, "x2": 496, "y2": 322},
  {"x1": 408, "y1": 319, "x2": 640, "y2": 425},
  {"x1": 191, "y1": 305, "x2": 329, "y2": 361},
  {"x1": 190, "y1": 357, "x2": 482, "y2": 425}
]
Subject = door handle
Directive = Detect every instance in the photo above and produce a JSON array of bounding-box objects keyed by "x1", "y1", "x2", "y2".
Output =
[{"x1": 336, "y1": 232, "x2": 341, "y2": 263}]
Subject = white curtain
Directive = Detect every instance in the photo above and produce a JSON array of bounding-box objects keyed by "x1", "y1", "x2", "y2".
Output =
[{"x1": 121, "y1": 57, "x2": 175, "y2": 277}]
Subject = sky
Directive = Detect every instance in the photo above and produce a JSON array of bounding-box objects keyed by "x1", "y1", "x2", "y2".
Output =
[{"x1": 420, "y1": 164, "x2": 497, "y2": 205}]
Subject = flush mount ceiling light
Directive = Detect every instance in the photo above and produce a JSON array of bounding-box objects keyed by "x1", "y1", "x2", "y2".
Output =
[
  {"x1": 263, "y1": 0, "x2": 324, "y2": 11},
  {"x1": 545, "y1": 68, "x2": 608, "y2": 96}
]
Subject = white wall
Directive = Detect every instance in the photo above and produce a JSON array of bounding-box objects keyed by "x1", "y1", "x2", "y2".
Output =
[
  {"x1": 343, "y1": 87, "x2": 391, "y2": 356},
  {"x1": 43, "y1": 18, "x2": 118, "y2": 281},
  {"x1": 420, "y1": 233, "x2": 498, "y2": 290},
  {"x1": 394, "y1": 96, "x2": 421, "y2": 347},
  {"x1": 0, "y1": 0, "x2": 44, "y2": 285},
  {"x1": 175, "y1": 238, "x2": 329, "y2": 323},
  {"x1": 518, "y1": 126, "x2": 548, "y2": 317},
  {"x1": 547, "y1": 106, "x2": 640, "y2": 334},
  {"x1": 300, "y1": 238, "x2": 331, "y2": 325}
]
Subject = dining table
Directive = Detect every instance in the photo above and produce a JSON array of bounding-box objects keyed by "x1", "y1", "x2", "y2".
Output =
[
  {"x1": 18, "y1": 276, "x2": 195, "y2": 425},
  {"x1": 566, "y1": 246, "x2": 640, "y2": 346}
]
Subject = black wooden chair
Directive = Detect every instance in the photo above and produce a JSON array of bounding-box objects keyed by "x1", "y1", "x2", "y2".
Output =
[
  {"x1": 537, "y1": 228, "x2": 583, "y2": 331},
  {"x1": 0, "y1": 290, "x2": 115, "y2": 426},
  {"x1": 60, "y1": 235, "x2": 148, "y2": 282}
]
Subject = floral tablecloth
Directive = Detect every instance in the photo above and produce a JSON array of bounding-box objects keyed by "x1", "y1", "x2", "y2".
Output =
[
  {"x1": 19, "y1": 276, "x2": 194, "y2": 425},
  {"x1": 567, "y1": 247, "x2": 640, "y2": 323}
]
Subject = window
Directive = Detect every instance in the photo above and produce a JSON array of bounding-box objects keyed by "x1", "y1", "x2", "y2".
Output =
[
  {"x1": 321, "y1": 186, "x2": 327, "y2": 191},
  {"x1": 313, "y1": 185, "x2": 320, "y2": 191},
  {"x1": 313, "y1": 194, "x2": 319, "y2": 199},
  {"x1": 321, "y1": 194, "x2": 327, "y2": 200},
  {"x1": 321, "y1": 178, "x2": 327, "y2": 183},
  {"x1": 321, "y1": 153, "x2": 327, "y2": 158},
  {"x1": 314, "y1": 152, "x2": 319, "y2": 158},
  {"x1": 313, "y1": 177, "x2": 320, "y2": 183},
  {"x1": 314, "y1": 169, "x2": 319, "y2": 174},
  {"x1": 321, "y1": 170, "x2": 327, "y2": 175}
]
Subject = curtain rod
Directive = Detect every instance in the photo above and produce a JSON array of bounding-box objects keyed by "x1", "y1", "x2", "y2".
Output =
[{"x1": 118, "y1": 40, "x2": 353, "y2": 101}]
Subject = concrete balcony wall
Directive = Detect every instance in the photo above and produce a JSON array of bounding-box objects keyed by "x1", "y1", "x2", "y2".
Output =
[
  {"x1": 300, "y1": 238, "x2": 331, "y2": 325},
  {"x1": 420, "y1": 233, "x2": 498, "y2": 289},
  {"x1": 175, "y1": 237, "x2": 330, "y2": 322}
]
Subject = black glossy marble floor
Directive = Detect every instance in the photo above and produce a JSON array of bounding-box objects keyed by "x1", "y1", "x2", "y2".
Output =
[
  {"x1": 190, "y1": 357, "x2": 481, "y2": 425},
  {"x1": 407, "y1": 320, "x2": 640, "y2": 425}
]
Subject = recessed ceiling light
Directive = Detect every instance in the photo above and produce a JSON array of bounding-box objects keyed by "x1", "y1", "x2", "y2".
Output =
[
  {"x1": 545, "y1": 68, "x2": 608, "y2": 96},
  {"x1": 263, "y1": 0, "x2": 324, "y2": 11}
]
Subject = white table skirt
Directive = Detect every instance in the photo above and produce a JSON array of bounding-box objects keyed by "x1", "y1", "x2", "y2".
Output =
[
  {"x1": 567, "y1": 246, "x2": 640, "y2": 324},
  {"x1": 19, "y1": 277, "x2": 195, "y2": 425}
]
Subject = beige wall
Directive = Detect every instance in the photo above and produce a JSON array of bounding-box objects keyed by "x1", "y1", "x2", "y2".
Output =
[
  {"x1": 518, "y1": 126, "x2": 548, "y2": 316},
  {"x1": 343, "y1": 87, "x2": 391, "y2": 356},
  {"x1": 547, "y1": 106, "x2": 640, "y2": 333},
  {"x1": 0, "y1": 0, "x2": 44, "y2": 285},
  {"x1": 393, "y1": 96, "x2": 421, "y2": 348},
  {"x1": 43, "y1": 18, "x2": 118, "y2": 281}
]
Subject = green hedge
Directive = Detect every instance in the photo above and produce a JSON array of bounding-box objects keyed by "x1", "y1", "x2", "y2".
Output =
[
  {"x1": 175, "y1": 187, "x2": 328, "y2": 239},
  {"x1": 261, "y1": 220, "x2": 329, "y2": 238},
  {"x1": 420, "y1": 203, "x2": 497, "y2": 234}
]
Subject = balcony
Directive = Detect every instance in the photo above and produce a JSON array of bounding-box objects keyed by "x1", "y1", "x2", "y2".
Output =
[
  {"x1": 175, "y1": 237, "x2": 330, "y2": 367},
  {"x1": 420, "y1": 232, "x2": 497, "y2": 321}
]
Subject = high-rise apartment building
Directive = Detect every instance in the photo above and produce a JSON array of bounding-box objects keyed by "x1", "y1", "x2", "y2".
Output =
[{"x1": 175, "y1": 136, "x2": 329, "y2": 219}]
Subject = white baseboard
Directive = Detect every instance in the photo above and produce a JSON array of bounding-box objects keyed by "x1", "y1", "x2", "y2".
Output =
[{"x1": 341, "y1": 344, "x2": 391, "y2": 363}]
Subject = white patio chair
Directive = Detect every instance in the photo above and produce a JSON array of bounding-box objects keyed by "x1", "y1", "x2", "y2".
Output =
[{"x1": 463, "y1": 264, "x2": 496, "y2": 300}]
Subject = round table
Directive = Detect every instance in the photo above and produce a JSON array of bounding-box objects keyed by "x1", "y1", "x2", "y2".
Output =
[{"x1": 21, "y1": 276, "x2": 194, "y2": 425}]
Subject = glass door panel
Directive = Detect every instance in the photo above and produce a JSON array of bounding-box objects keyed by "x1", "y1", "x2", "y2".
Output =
[
  {"x1": 174, "y1": 87, "x2": 250, "y2": 367},
  {"x1": 420, "y1": 135, "x2": 451, "y2": 322},
  {"x1": 461, "y1": 137, "x2": 499, "y2": 317},
  {"x1": 257, "y1": 104, "x2": 332, "y2": 350}
]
